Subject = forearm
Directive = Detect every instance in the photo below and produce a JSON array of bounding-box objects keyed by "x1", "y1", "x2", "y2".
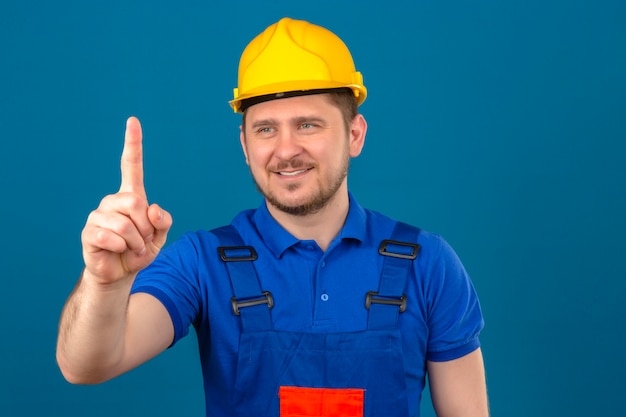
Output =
[{"x1": 56, "y1": 269, "x2": 135, "y2": 384}]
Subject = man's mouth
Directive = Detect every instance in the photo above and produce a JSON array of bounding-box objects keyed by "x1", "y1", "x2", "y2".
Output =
[{"x1": 277, "y1": 168, "x2": 311, "y2": 176}]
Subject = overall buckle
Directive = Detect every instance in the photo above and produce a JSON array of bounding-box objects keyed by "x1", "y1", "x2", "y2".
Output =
[
  {"x1": 231, "y1": 291, "x2": 274, "y2": 315},
  {"x1": 378, "y1": 239, "x2": 419, "y2": 259},
  {"x1": 365, "y1": 291, "x2": 407, "y2": 313},
  {"x1": 218, "y1": 245, "x2": 258, "y2": 262}
]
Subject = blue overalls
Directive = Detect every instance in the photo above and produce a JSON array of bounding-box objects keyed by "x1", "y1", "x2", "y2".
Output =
[{"x1": 214, "y1": 222, "x2": 420, "y2": 417}]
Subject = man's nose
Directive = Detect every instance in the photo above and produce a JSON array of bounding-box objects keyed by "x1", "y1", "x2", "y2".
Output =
[{"x1": 274, "y1": 129, "x2": 303, "y2": 161}]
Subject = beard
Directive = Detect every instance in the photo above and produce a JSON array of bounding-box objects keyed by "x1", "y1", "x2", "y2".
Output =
[{"x1": 252, "y1": 155, "x2": 350, "y2": 216}]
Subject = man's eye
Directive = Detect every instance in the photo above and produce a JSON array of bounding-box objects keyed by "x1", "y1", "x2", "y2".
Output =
[
  {"x1": 257, "y1": 127, "x2": 273, "y2": 133},
  {"x1": 300, "y1": 123, "x2": 313, "y2": 129}
]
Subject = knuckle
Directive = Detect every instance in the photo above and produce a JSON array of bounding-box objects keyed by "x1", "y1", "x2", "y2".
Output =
[
  {"x1": 110, "y1": 216, "x2": 135, "y2": 236},
  {"x1": 120, "y1": 192, "x2": 149, "y2": 214},
  {"x1": 96, "y1": 193, "x2": 118, "y2": 209}
]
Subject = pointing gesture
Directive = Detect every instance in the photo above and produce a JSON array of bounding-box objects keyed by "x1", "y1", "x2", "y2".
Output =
[
  {"x1": 81, "y1": 117, "x2": 172, "y2": 285},
  {"x1": 120, "y1": 116, "x2": 147, "y2": 198}
]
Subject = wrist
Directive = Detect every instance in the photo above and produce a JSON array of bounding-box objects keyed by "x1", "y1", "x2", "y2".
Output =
[{"x1": 80, "y1": 268, "x2": 137, "y2": 295}]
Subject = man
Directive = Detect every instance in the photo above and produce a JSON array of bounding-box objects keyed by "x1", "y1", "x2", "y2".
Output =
[{"x1": 57, "y1": 17, "x2": 489, "y2": 417}]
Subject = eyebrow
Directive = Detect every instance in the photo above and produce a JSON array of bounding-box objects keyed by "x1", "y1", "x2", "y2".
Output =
[{"x1": 249, "y1": 118, "x2": 277, "y2": 130}]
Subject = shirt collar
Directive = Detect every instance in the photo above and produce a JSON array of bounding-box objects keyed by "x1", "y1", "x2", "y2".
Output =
[{"x1": 252, "y1": 192, "x2": 367, "y2": 258}]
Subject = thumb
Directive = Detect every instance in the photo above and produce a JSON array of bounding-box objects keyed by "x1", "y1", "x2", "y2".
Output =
[{"x1": 147, "y1": 203, "x2": 172, "y2": 250}]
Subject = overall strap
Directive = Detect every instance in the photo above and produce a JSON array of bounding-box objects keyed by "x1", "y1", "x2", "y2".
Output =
[
  {"x1": 212, "y1": 225, "x2": 273, "y2": 332},
  {"x1": 367, "y1": 221, "x2": 421, "y2": 330}
]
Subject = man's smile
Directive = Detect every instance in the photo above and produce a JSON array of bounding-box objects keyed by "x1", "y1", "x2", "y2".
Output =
[{"x1": 276, "y1": 168, "x2": 313, "y2": 177}]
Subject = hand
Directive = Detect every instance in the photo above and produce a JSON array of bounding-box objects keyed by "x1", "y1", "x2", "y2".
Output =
[{"x1": 81, "y1": 117, "x2": 172, "y2": 285}]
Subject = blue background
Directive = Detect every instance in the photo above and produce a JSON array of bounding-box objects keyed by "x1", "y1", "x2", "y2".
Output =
[{"x1": 1, "y1": 1, "x2": 625, "y2": 416}]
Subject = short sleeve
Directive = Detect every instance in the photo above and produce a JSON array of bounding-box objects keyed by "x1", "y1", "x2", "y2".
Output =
[
  {"x1": 424, "y1": 236, "x2": 484, "y2": 362},
  {"x1": 131, "y1": 232, "x2": 202, "y2": 346}
]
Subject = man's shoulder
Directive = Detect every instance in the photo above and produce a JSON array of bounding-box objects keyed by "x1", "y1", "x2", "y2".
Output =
[{"x1": 359, "y1": 206, "x2": 452, "y2": 255}]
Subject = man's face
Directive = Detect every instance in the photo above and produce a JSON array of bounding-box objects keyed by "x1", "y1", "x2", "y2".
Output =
[{"x1": 240, "y1": 94, "x2": 366, "y2": 216}]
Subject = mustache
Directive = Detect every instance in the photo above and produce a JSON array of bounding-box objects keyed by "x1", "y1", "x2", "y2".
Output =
[{"x1": 270, "y1": 158, "x2": 314, "y2": 171}]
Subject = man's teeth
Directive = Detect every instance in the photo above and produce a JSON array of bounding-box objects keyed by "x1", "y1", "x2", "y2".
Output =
[{"x1": 279, "y1": 169, "x2": 308, "y2": 176}]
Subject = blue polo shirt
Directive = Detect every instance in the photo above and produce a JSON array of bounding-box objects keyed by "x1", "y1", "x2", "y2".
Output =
[{"x1": 132, "y1": 193, "x2": 484, "y2": 415}]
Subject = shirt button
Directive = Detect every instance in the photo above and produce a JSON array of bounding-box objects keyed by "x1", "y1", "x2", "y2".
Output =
[{"x1": 321, "y1": 293, "x2": 329, "y2": 301}]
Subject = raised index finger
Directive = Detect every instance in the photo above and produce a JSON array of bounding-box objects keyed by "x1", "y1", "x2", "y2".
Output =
[{"x1": 119, "y1": 116, "x2": 146, "y2": 198}]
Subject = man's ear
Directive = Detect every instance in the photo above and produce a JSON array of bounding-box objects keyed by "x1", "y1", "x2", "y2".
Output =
[
  {"x1": 349, "y1": 114, "x2": 367, "y2": 158},
  {"x1": 239, "y1": 126, "x2": 249, "y2": 165}
]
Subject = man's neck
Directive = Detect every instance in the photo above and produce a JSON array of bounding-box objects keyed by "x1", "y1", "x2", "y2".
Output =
[{"x1": 266, "y1": 188, "x2": 350, "y2": 252}]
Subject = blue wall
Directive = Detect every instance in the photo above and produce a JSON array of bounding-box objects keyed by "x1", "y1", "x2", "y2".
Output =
[{"x1": 1, "y1": 1, "x2": 625, "y2": 416}]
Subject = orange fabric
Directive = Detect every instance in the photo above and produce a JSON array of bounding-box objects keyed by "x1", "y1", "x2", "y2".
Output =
[{"x1": 279, "y1": 386, "x2": 364, "y2": 417}]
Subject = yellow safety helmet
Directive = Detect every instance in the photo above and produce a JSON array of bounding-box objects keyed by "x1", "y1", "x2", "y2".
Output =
[{"x1": 230, "y1": 17, "x2": 367, "y2": 113}]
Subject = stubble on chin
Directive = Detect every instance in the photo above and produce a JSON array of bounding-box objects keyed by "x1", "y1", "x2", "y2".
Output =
[
  {"x1": 251, "y1": 152, "x2": 350, "y2": 217},
  {"x1": 255, "y1": 181, "x2": 321, "y2": 216},
  {"x1": 253, "y1": 173, "x2": 347, "y2": 217}
]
